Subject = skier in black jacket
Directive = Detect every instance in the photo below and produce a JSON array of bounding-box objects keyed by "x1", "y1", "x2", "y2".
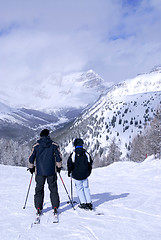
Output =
[
  {"x1": 28, "y1": 129, "x2": 62, "y2": 216},
  {"x1": 67, "y1": 138, "x2": 93, "y2": 210}
]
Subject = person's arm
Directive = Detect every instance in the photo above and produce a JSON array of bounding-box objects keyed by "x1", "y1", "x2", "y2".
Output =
[
  {"x1": 53, "y1": 142, "x2": 62, "y2": 172},
  {"x1": 87, "y1": 153, "x2": 93, "y2": 176},
  {"x1": 28, "y1": 143, "x2": 38, "y2": 174},
  {"x1": 67, "y1": 153, "x2": 74, "y2": 177}
]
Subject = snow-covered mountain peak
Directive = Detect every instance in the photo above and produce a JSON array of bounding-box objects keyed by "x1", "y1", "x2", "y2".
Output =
[
  {"x1": 0, "y1": 70, "x2": 109, "y2": 111},
  {"x1": 83, "y1": 67, "x2": 161, "y2": 118},
  {"x1": 55, "y1": 66, "x2": 161, "y2": 165},
  {"x1": 26, "y1": 70, "x2": 111, "y2": 110},
  {"x1": 150, "y1": 65, "x2": 161, "y2": 73},
  {"x1": 106, "y1": 68, "x2": 161, "y2": 99},
  {"x1": 0, "y1": 70, "x2": 111, "y2": 138}
]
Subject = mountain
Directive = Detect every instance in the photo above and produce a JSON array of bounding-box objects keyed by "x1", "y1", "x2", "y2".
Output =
[
  {"x1": 1, "y1": 66, "x2": 160, "y2": 167},
  {"x1": 0, "y1": 70, "x2": 110, "y2": 141},
  {"x1": 53, "y1": 66, "x2": 161, "y2": 167},
  {"x1": 0, "y1": 70, "x2": 110, "y2": 110}
]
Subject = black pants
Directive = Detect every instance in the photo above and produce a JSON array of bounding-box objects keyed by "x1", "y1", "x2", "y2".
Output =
[{"x1": 34, "y1": 174, "x2": 60, "y2": 210}]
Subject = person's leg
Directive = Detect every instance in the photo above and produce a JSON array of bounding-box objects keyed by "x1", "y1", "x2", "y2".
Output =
[
  {"x1": 47, "y1": 175, "x2": 60, "y2": 209},
  {"x1": 82, "y1": 178, "x2": 93, "y2": 210},
  {"x1": 74, "y1": 179, "x2": 86, "y2": 204},
  {"x1": 82, "y1": 178, "x2": 92, "y2": 203},
  {"x1": 34, "y1": 175, "x2": 46, "y2": 210}
]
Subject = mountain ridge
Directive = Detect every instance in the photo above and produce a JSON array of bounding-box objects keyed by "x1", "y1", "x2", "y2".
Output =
[
  {"x1": 53, "y1": 67, "x2": 161, "y2": 168},
  {"x1": 0, "y1": 70, "x2": 109, "y2": 141}
]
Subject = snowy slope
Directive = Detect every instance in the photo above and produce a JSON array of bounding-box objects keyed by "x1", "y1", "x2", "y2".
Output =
[
  {"x1": 1, "y1": 155, "x2": 161, "y2": 240},
  {"x1": 56, "y1": 67, "x2": 161, "y2": 162},
  {"x1": 80, "y1": 91, "x2": 161, "y2": 157},
  {"x1": 81, "y1": 66, "x2": 161, "y2": 120}
]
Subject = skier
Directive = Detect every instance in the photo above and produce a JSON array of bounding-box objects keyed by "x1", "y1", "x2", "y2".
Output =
[
  {"x1": 67, "y1": 138, "x2": 93, "y2": 210},
  {"x1": 28, "y1": 129, "x2": 62, "y2": 218}
]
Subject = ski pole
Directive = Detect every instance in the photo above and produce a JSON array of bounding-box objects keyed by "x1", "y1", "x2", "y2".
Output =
[
  {"x1": 58, "y1": 172, "x2": 75, "y2": 210},
  {"x1": 23, "y1": 174, "x2": 33, "y2": 209},
  {"x1": 67, "y1": 174, "x2": 76, "y2": 204},
  {"x1": 70, "y1": 174, "x2": 77, "y2": 204}
]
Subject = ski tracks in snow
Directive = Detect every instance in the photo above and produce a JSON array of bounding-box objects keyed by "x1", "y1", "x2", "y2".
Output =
[
  {"x1": 113, "y1": 204, "x2": 161, "y2": 219},
  {"x1": 79, "y1": 225, "x2": 100, "y2": 240}
]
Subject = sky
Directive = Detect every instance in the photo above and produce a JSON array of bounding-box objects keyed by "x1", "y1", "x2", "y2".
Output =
[{"x1": 0, "y1": 0, "x2": 161, "y2": 88}]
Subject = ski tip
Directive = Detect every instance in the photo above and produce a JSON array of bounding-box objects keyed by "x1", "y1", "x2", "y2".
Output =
[
  {"x1": 34, "y1": 220, "x2": 40, "y2": 224},
  {"x1": 29, "y1": 223, "x2": 33, "y2": 229},
  {"x1": 53, "y1": 218, "x2": 59, "y2": 223},
  {"x1": 53, "y1": 220, "x2": 59, "y2": 223},
  {"x1": 95, "y1": 212, "x2": 104, "y2": 216},
  {"x1": 53, "y1": 213, "x2": 59, "y2": 223}
]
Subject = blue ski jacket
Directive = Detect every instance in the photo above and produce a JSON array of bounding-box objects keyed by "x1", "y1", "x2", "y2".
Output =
[{"x1": 28, "y1": 136, "x2": 62, "y2": 176}]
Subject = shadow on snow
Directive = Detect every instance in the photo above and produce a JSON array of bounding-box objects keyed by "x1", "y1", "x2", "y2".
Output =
[
  {"x1": 42, "y1": 192, "x2": 130, "y2": 213},
  {"x1": 91, "y1": 192, "x2": 129, "y2": 208}
]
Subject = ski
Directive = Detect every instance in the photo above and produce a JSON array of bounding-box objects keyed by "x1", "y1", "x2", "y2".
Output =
[
  {"x1": 33, "y1": 209, "x2": 42, "y2": 224},
  {"x1": 88, "y1": 209, "x2": 104, "y2": 216},
  {"x1": 52, "y1": 207, "x2": 59, "y2": 223},
  {"x1": 67, "y1": 200, "x2": 77, "y2": 204},
  {"x1": 92, "y1": 207, "x2": 104, "y2": 216},
  {"x1": 34, "y1": 214, "x2": 41, "y2": 224},
  {"x1": 53, "y1": 212, "x2": 59, "y2": 223},
  {"x1": 30, "y1": 213, "x2": 42, "y2": 228},
  {"x1": 76, "y1": 205, "x2": 104, "y2": 216},
  {"x1": 94, "y1": 211, "x2": 104, "y2": 216}
]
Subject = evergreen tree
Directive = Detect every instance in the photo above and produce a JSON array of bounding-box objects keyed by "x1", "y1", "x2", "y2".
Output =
[
  {"x1": 0, "y1": 139, "x2": 30, "y2": 166},
  {"x1": 106, "y1": 138, "x2": 122, "y2": 165},
  {"x1": 130, "y1": 108, "x2": 161, "y2": 161},
  {"x1": 146, "y1": 109, "x2": 161, "y2": 158}
]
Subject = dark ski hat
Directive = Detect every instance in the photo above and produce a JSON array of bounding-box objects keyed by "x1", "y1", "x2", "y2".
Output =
[
  {"x1": 40, "y1": 129, "x2": 49, "y2": 137},
  {"x1": 73, "y1": 138, "x2": 84, "y2": 147}
]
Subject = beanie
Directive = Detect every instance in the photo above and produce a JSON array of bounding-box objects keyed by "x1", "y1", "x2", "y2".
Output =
[
  {"x1": 40, "y1": 129, "x2": 49, "y2": 137},
  {"x1": 73, "y1": 138, "x2": 84, "y2": 147}
]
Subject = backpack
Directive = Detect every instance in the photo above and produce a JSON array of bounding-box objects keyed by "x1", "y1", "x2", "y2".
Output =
[{"x1": 71, "y1": 150, "x2": 92, "y2": 179}]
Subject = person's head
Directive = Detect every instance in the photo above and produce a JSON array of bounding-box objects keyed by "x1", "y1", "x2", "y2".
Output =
[
  {"x1": 73, "y1": 138, "x2": 84, "y2": 148},
  {"x1": 40, "y1": 129, "x2": 49, "y2": 137}
]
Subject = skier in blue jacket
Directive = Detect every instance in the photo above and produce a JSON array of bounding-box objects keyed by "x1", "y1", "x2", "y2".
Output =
[
  {"x1": 67, "y1": 138, "x2": 93, "y2": 210},
  {"x1": 28, "y1": 129, "x2": 62, "y2": 216}
]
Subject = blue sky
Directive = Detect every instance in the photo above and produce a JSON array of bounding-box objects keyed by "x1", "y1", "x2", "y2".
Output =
[{"x1": 0, "y1": 0, "x2": 161, "y2": 87}]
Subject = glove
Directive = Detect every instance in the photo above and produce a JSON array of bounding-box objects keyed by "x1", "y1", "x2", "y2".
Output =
[
  {"x1": 68, "y1": 171, "x2": 71, "y2": 177},
  {"x1": 28, "y1": 166, "x2": 35, "y2": 174},
  {"x1": 56, "y1": 166, "x2": 61, "y2": 173}
]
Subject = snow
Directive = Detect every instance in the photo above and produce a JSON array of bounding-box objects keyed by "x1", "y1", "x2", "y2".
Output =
[
  {"x1": 110, "y1": 71, "x2": 161, "y2": 98},
  {"x1": 73, "y1": 90, "x2": 161, "y2": 159},
  {"x1": 1, "y1": 155, "x2": 161, "y2": 240}
]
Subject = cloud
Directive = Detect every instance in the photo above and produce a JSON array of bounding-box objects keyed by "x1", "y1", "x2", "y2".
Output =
[{"x1": 0, "y1": 0, "x2": 161, "y2": 89}]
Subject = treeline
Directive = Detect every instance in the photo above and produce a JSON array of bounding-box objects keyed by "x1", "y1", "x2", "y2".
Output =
[
  {"x1": 55, "y1": 107, "x2": 161, "y2": 168},
  {"x1": 129, "y1": 109, "x2": 161, "y2": 162},
  {"x1": 95, "y1": 109, "x2": 161, "y2": 166},
  {"x1": 0, "y1": 110, "x2": 160, "y2": 168},
  {"x1": 0, "y1": 139, "x2": 31, "y2": 167}
]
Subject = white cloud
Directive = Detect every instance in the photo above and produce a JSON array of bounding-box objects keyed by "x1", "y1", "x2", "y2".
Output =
[{"x1": 0, "y1": 0, "x2": 161, "y2": 89}]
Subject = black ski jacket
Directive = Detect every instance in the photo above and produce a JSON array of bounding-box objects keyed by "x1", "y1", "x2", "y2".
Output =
[
  {"x1": 28, "y1": 136, "x2": 62, "y2": 176},
  {"x1": 67, "y1": 147, "x2": 93, "y2": 180}
]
